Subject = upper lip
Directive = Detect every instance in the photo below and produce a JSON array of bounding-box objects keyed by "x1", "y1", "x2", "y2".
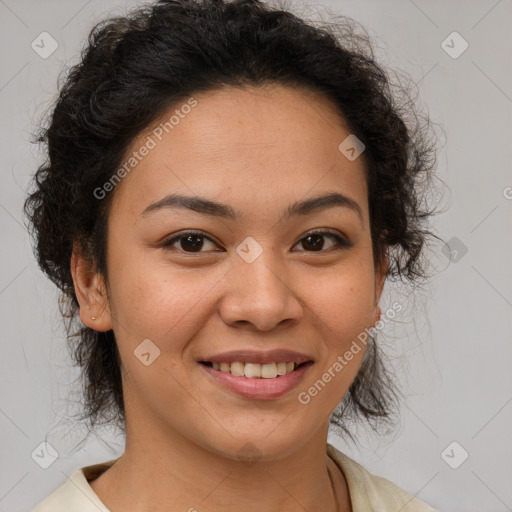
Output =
[{"x1": 199, "y1": 349, "x2": 314, "y2": 365}]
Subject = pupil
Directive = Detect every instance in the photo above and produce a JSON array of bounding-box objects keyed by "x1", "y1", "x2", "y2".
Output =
[
  {"x1": 178, "y1": 234, "x2": 326, "y2": 252},
  {"x1": 181, "y1": 234, "x2": 204, "y2": 252},
  {"x1": 303, "y1": 234, "x2": 324, "y2": 251}
]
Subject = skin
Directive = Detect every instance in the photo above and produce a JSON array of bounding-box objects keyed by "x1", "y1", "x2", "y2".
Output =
[{"x1": 71, "y1": 83, "x2": 387, "y2": 512}]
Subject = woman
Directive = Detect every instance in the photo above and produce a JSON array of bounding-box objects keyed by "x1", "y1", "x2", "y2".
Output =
[{"x1": 25, "y1": 0, "x2": 441, "y2": 510}]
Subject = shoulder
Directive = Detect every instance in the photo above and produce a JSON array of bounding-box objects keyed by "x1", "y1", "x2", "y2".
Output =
[
  {"x1": 31, "y1": 460, "x2": 117, "y2": 512},
  {"x1": 327, "y1": 443, "x2": 437, "y2": 512}
]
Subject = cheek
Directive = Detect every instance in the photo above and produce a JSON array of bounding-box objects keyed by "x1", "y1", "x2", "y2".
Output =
[
  {"x1": 107, "y1": 252, "x2": 219, "y2": 345},
  {"x1": 308, "y1": 263, "x2": 376, "y2": 335},
  {"x1": 296, "y1": 276, "x2": 375, "y2": 412},
  {"x1": 303, "y1": 261, "x2": 376, "y2": 389}
]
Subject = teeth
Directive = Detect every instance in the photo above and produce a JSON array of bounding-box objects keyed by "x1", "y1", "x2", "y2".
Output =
[
  {"x1": 277, "y1": 362, "x2": 287, "y2": 375},
  {"x1": 244, "y1": 363, "x2": 261, "y2": 378},
  {"x1": 210, "y1": 361, "x2": 300, "y2": 378},
  {"x1": 230, "y1": 361, "x2": 245, "y2": 376},
  {"x1": 261, "y1": 363, "x2": 277, "y2": 379}
]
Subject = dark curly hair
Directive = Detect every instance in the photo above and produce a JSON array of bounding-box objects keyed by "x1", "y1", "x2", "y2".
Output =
[{"x1": 23, "y1": 0, "x2": 444, "y2": 446}]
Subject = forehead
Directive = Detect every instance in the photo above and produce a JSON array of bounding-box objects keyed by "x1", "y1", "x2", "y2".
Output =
[{"x1": 109, "y1": 84, "x2": 369, "y2": 222}]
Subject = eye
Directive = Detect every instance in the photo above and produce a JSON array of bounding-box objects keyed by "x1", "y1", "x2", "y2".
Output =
[
  {"x1": 162, "y1": 229, "x2": 352, "y2": 254},
  {"x1": 292, "y1": 229, "x2": 353, "y2": 252},
  {"x1": 162, "y1": 230, "x2": 219, "y2": 253}
]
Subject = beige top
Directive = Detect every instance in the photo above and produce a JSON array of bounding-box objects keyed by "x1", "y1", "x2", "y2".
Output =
[{"x1": 32, "y1": 443, "x2": 437, "y2": 511}]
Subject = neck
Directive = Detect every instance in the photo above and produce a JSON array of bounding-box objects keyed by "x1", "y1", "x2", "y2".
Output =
[{"x1": 89, "y1": 412, "x2": 350, "y2": 511}]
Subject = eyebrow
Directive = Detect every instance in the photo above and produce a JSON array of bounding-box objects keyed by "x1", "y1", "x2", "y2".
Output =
[{"x1": 139, "y1": 191, "x2": 363, "y2": 225}]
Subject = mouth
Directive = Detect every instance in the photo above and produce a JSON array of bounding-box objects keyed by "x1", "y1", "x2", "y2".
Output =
[
  {"x1": 198, "y1": 358, "x2": 314, "y2": 400},
  {"x1": 199, "y1": 360, "x2": 311, "y2": 378}
]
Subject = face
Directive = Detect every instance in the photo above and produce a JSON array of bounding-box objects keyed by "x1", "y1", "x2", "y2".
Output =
[{"x1": 73, "y1": 84, "x2": 386, "y2": 461}]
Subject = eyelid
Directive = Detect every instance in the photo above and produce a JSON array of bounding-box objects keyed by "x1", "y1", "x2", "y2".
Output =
[
  {"x1": 161, "y1": 230, "x2": 220, "y2": 251},
  {"x1": 296, "y1": 229, "x2": 353, "y2": 251},
  {"x1": 161, "y1": 228, "x2": 353, "y2": 254}
]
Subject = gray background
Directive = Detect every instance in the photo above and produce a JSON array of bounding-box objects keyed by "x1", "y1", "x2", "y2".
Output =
[{"x1": 1, "y1": 0, "x2": 511, "y2": 511}]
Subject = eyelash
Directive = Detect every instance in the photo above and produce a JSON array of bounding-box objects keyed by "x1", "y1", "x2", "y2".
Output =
[{"x1": 161, "y1": 229, "x2": 352, "y2": 254}]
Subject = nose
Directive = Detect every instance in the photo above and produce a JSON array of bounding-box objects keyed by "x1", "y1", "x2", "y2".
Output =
[{"x1": 217, "y1": 251, "x2": 303, "y2": 332}]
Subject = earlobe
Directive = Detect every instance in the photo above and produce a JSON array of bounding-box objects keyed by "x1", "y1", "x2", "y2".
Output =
[
  {"x1": 372, "y1": 305, "x2": 382, "y2": 327},
  {"x1": 370, "y1": 253, "x2": 388, "y2": 328},
  {"x1": 374, "y1": 252, "x2": 389, "y2": 304},
  {"x1": 70, "y1": 242, "x2": 112, "y2": 331}
]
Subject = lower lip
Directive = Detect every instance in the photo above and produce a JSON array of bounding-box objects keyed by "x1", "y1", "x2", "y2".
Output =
[{"x1": 199, "y1": 362, "x2": 314, "y2": 400}]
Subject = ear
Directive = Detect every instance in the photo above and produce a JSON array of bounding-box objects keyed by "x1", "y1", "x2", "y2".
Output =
[
  {"x1": 70, "y1": 241, "x2": 113, "y2": 332},
  {"x1": 371, "y1": 252, "x2": 389, "y2": 327}
]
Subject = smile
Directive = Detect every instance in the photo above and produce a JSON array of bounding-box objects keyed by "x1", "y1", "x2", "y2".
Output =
[
  {"x1": 200, "y1": 361, "x2": 305, "y2": 378},
  {"x1": 198, "y1": 360, "x2": 314, "y2": 399}
]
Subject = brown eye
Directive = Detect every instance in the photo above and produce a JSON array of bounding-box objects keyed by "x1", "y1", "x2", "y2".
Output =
[
  {"x1": 162, "y1": 229, "x2": 352, "y2": 255},
  {"x1": 293, "y1": 230, "x2": 352, "y2": 252},
  {"x1": 162, "y1": 230, "x2": 219, "y2": 253}
]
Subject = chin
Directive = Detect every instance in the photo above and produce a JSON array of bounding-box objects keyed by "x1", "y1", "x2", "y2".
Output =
[{"x1": 199, "y1": 426, "x2": 313, "y2": 464}]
